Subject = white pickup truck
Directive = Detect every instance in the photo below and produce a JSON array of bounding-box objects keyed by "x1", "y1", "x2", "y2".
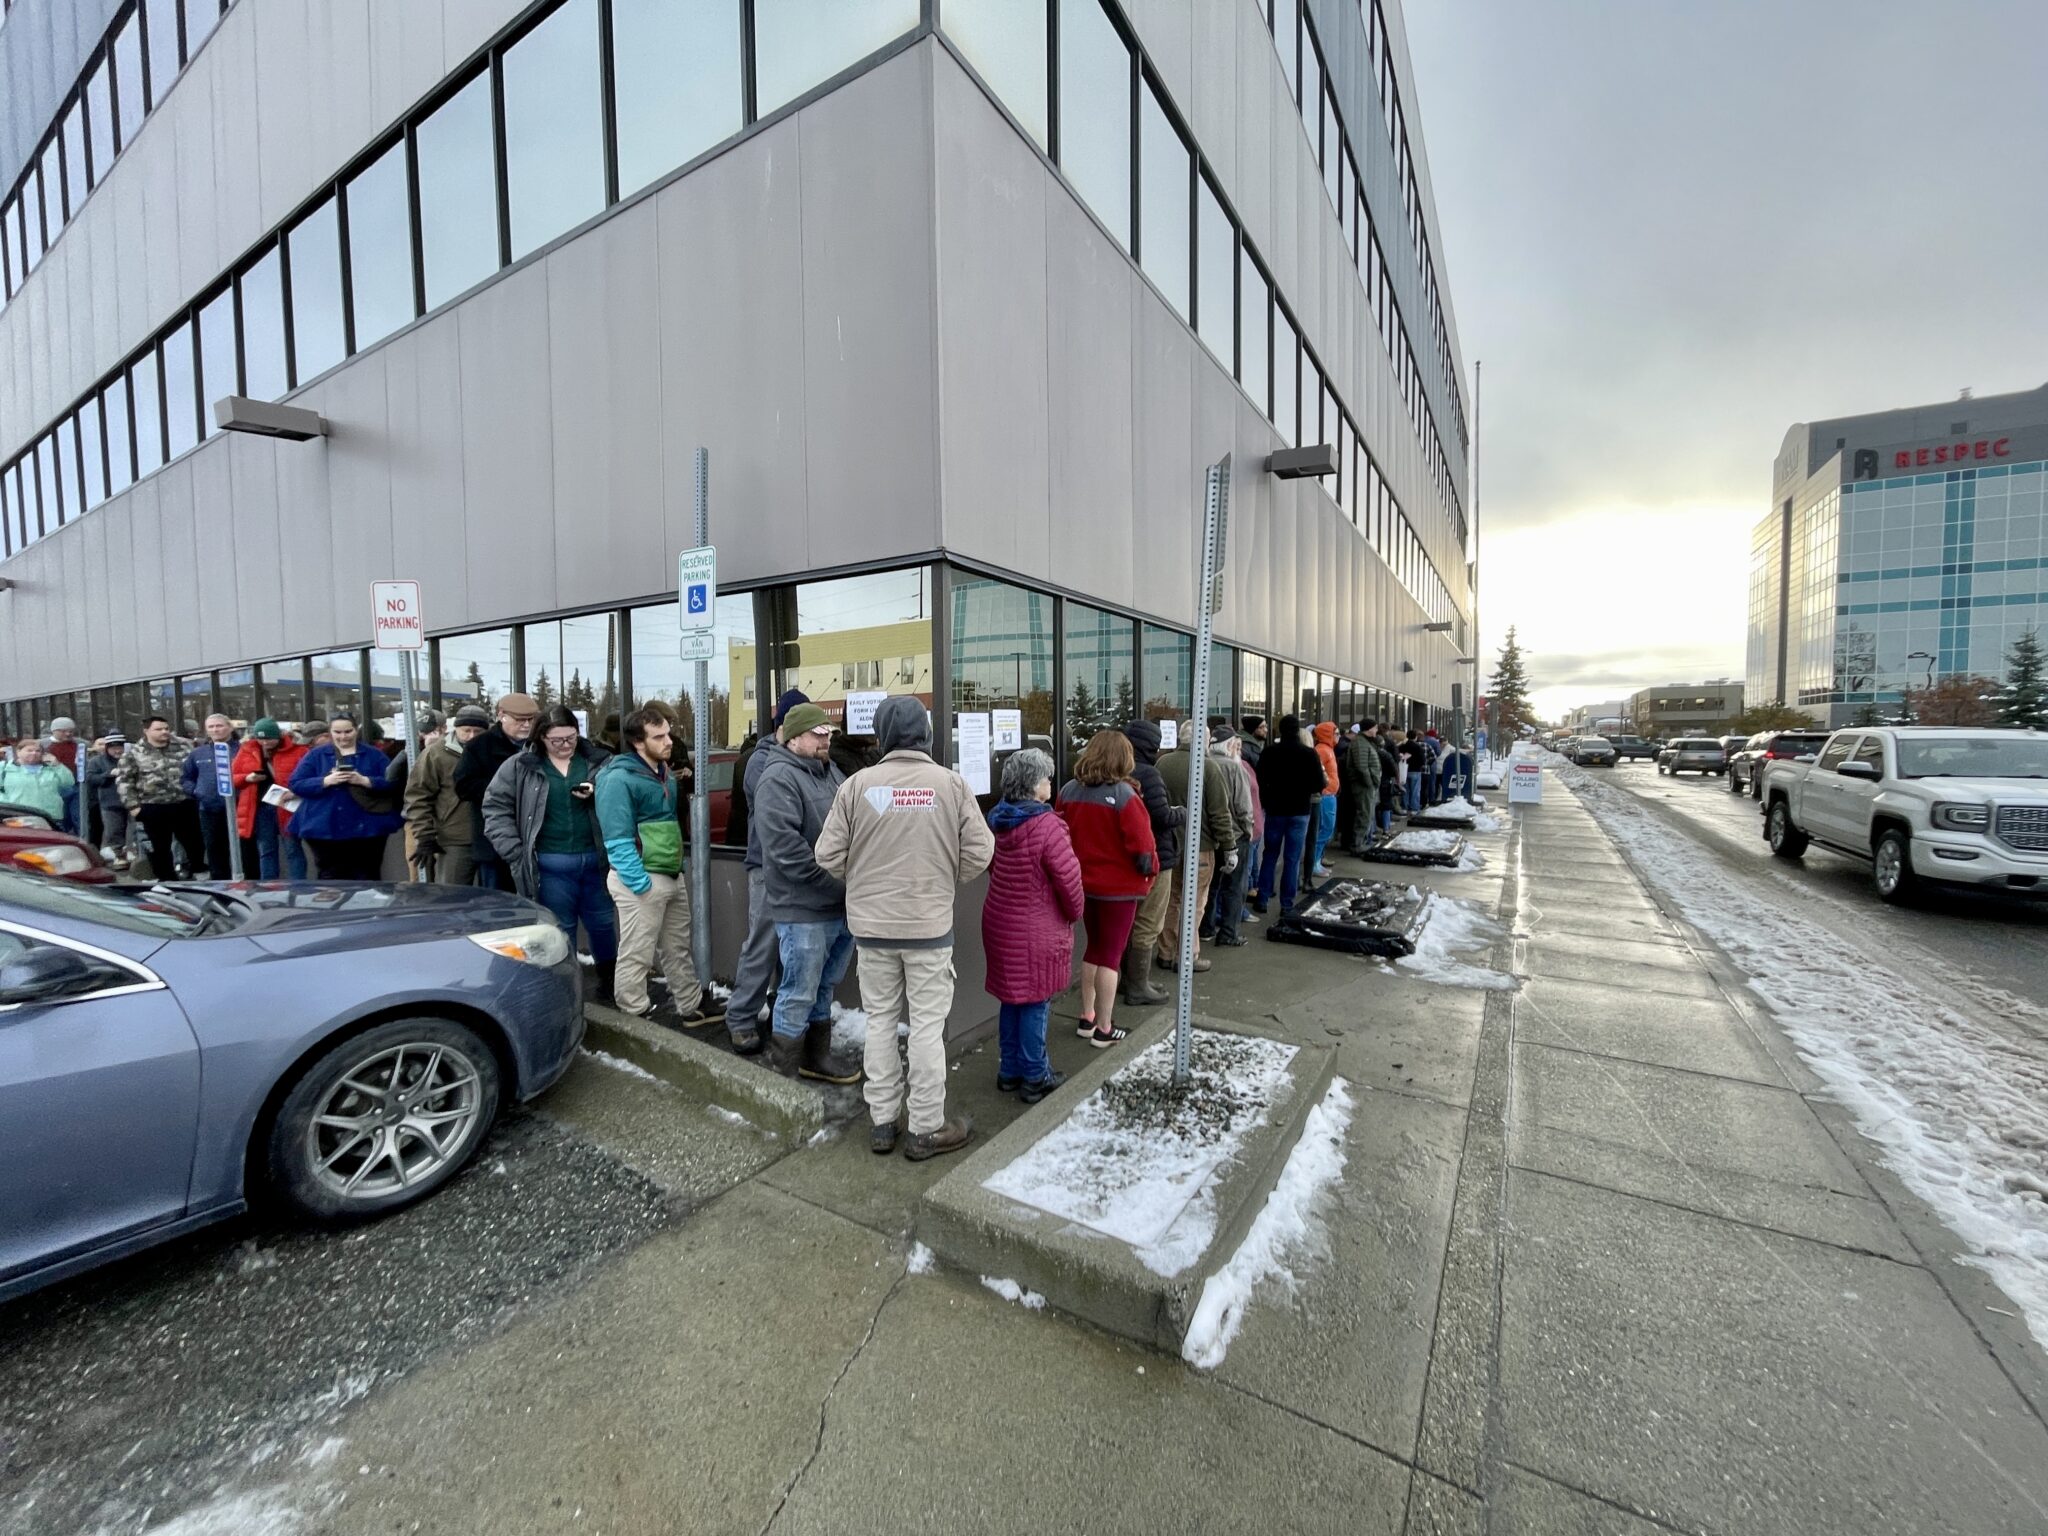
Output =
[{"x1": 1759, "y1": 726, "x2": 2048, "y2": 903}]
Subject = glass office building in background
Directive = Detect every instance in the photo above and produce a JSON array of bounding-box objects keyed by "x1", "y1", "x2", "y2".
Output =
[{"x1": 1749, "y1": 383, "x2": 2048, "y2": 726}]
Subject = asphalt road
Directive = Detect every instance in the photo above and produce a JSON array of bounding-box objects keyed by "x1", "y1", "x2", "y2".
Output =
[{"x1": 1588, "y1": 759, "x2": 2048, "y2": 1030}]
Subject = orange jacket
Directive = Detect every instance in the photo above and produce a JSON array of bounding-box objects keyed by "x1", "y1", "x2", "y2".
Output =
[
  {"x1": 234, "y1": 738, "x2": 306, "y2": 838},
  {"x1": 1312, "y1": 723, "x2": 1341, "y2": 797}
]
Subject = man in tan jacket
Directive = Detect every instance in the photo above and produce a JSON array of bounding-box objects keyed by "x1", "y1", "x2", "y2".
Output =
[{"x1": 814, "y1": 696, "x2": 995, "y2": 1161}]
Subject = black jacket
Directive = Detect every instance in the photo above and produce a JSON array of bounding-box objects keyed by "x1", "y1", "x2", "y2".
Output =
[
  {"x1": 1378, "y1": 741, "x2": 1401, "y2": 808},
  {"x1": 1256, "y1": 736, "x2": 1326, "y2": 818},
  {"x1": 1121, "y1": 719, "x2": 1184, "y2": 870},
  {"x1": 454, "y1": 725, "x2": 523, "y2": 866},
  {"x1": 726, "y1": 733, "x2": 760, "y2": 848}
]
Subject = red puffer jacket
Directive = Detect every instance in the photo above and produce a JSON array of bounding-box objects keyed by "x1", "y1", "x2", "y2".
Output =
[
  {"x1": 981, "y1": 799, "x2": 1086, "y2": 1004},
  {"x1": 235, "y1": 738, "x2": 305, "y2": 838},
  {"x1": 1055, "y1": 777, "x2": 1157, "y2": 900}
]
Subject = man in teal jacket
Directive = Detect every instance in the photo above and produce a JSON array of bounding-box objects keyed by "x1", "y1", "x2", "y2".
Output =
[{"x1": 596, "y1": 707, "x2": 721, "y2": 1027}]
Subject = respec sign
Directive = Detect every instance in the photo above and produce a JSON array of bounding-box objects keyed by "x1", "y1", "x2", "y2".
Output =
[{"x1": 1893, "y1": 438, "x2": 2010, "y2": 470}]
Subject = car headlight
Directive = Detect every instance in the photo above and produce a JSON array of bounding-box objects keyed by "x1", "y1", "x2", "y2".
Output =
[
  {"x1": 467, "y1": 923, "x2": 571, "y2": 967},
  {"x1": 1932, "y1": 803, "x2": 1990, "y2": 833},
  {"x1": 12, "y1": 844, "x2": 96, "y2": 876}
]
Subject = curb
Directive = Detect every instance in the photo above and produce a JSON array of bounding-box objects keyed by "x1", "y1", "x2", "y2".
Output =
[{"x1": 581, "y1": 1001, "x2": 826, "y2": 1148}]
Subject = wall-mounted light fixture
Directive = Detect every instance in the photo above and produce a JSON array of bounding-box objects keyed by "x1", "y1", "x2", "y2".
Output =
[
  {"x1": 1423, "y1": 621, "x2": 1453, "y2": 633},
  {"x1": 1266, "y1": 444, "x2": 1336, "y2": 479},
  {"x1": 213, "y1": 396, "x2": 327, "y2": 441}
]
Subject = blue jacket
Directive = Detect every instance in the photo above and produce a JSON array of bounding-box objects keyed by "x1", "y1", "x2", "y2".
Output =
[
  {"x1": 180, "y1": 738, "x2": 240, "y2": 808},
  {"x1": 288, "y1": 742, "x2": 404, "y2": 842}
]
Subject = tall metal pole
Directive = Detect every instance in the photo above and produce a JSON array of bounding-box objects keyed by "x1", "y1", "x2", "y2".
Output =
[
  {"x1": 398, "y1": 650, "x2": 424, "y2": 880},
  {"x1": 1470, "y1": 358, "x2": 1483, "y2": 765},
  {"x1": 1174, "y1": 455, "x2": 1231, "y2": 1090},
  {"x1": 689, "y1": 448, "x2": 713, "y2": 986}
]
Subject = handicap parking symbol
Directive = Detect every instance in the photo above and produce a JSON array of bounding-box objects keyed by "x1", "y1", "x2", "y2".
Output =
[{"x1": 687, "y1": 584, "x2": 709, "y2": 615}]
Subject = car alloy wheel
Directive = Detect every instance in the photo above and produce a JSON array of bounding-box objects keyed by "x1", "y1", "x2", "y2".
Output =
[{"x1": 1873, "y1": 830, "x2": 1918, "y2": 904}]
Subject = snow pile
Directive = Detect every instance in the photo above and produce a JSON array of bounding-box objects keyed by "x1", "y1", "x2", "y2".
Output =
[
  {"x1": 979, "y1": 1275, "x2": 1048, "y2": 1310},
  {"x1": 1389, "y1": 829, "x2": 1463, "y2": 856},
  {"x1": 906, "y1": 1241, "x2": 937, "y2": 1275},
  {"x1": 1395, "y1": 895, "x2": 1516, "y2": 991},
  {"x1": 583, "y1": 1047, "x2": 663, "y2": 1086},
  {"x1": 982, "y1": 1032, "x2": 1301, "y2": 1277},
  {"x1": 1564, "y1": 770, "x2": 2048, "y2": 1349},
  {"x1": 1434, "y1": 795, "x2": 1503, "y2": 834},
  {"x1": 124, "y1": 1485, "x2": 330, "y2": 1536},
  {"x1": 1183, "y1": 1078, "x2": 1356, "y2": 1369}
]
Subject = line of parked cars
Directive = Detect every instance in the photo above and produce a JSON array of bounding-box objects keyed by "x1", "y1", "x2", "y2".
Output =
[{"x1": 1556, "y1": 736, "x2": 1618, "y2": 765}]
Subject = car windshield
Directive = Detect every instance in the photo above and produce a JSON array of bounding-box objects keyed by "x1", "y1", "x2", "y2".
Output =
[
  {"x1": 1580, "y1": 737, "x2": 1610, "y2": 747},
  {"x1": 1896, "y1": 737, "x2": 2048, "y2": 780},
  {"x1": 1772, "y1": 735, "x2": 1829, "y2": 752},
  {"x1": 1677, "y1": 740, "x2": 1720, "y2": 750},
  {"x1": 0, "y1": 868, "x2": 211, "y2": 937}
]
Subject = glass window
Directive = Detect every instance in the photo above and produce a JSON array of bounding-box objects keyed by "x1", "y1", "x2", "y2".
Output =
[
  {"x1": 950, "y1": 573, "x2": 1052, "y2": 791},
  {"x1": 130, "y1": 352, "x2": 163, "y2": 475},
  {"x1": 1057, "y1": 0, "x2": 1131, "y2": 247},
  {"x1": 182, "y1": 0, "x2": 219, "y2": 58},
  {"x1": 50, "y1": 427, "x2": 76, "y2": 526},
  {"x1": 23, "y1": 165, "x2": 45, "y2": 267},
  {"x1": 612, "y1": 0, "x2": 743, "y2": 197},
  {"x1": 521, "y1": 613, "x2": 621, "y2": 729},
  {"x1": 36, "y1": 436, "x2": 61, "y2": 534},
  {"x1": 79, "y1": 398, "x2": 106, "y2": 511},
  {"x1": 1062, "y1": 600, "x2": 1135, "y2": 764},
  {"x1": 1239, "y1": 652, "x2": 1269, "y2": 721},
  {"x1": 113, "y1": 13, "x2": 145, "y2": 149},
  {"x1": 1274, "y1": 310, "x2": 1297, "y2": 447},
  {"x1": 100, "y1": 384, "x2": 133, "y2": 504},
  {"x1": 196, "y1": 287, "x2": 236, "y2": 433},
  {"x1": 239, "y1": 245, "x2": 286, "y2": 401},
  {"x1": 1194, "y1": 173, "x2": 1233, "y2": 368},
  {"x1": 1138, "y1": 80, "x2": 1189, "y2": 320},
  {"x1": 175, "y1": 676, "x2": 210, "y2": 736},
  {"x1": 1206, "y1": 641, "x2": 1235, "y2": 722},
  {"x1": 310, "y1": 651, "x2": 365, "y2": 722},
  {"x1": 88, "y1": 687, "x2": 116, "y2": 737},
  {"x1": 84, "y1": 64, "x2": 114, "y2": 188},
  {"x1": 1, "y1": 470, "x2": 13, "y2": 556},
  {"x1": 1275, "y1": 0, "x2": 1297, "y2": 101},
  {"x1": 1322, "y1": 87, "x2": 1342, "y2": 206},
  {"x1": 753, "y1": 0, "x2": 918, "y2": 117},
  {"x1": 1299, "y1": 18, "x2": 1320, "y2": 145},
  {"x1": 778, "y1": 569, "x2": 933, "y2": 734},
  {"x1": 161, "y1": 321, "x2": 198, "y2": 459},
  {"x1": 258, "y1": 661, "x2": 306, "y2": 727},
  {"x1": 944, "y1": 0, "x2": 1049, "y2": 150},
  {"x1": 1298, "y1": 346, "x2": 1317, "y2": 447},
  {"x1": 1141, "y1": 623, "x2": 1192, "y2": 722},
  {"x1": 502, "y1": 0, "x2": 604, "y2": 261},
  {"x1": 286, "y1": 198, "x2": 346, "y2": 382},
  {"x1": 416, "y1": 72, "x2": 499, "y2": 309},
  {"x1": 146, "y1": 0, "x2": 182, "y2": 109},
  {"x1": 61, "y1": 103, "x2": 87, "y2": 216},
  {"x1": 216, "y1": 667, "x2": 255, "y2": 729},
  {"x1": 1240, "y1": 246, "x2": 1268, "y2": 414},
  {"x1": 631, "y1": 593, "x2": 757, "y2": 756},
  {"x1": 114, "y1": 682, "x2": 146, "y2": 740},
  {"x1": 39, "y1": 141, "x2": 63, "y2": 233},
  {"x1": 435, "y1": 629, "x2": 515, "y2": 714},
  {"x1": 346, "y1": 140, "x2": 415, "y2": 351}
]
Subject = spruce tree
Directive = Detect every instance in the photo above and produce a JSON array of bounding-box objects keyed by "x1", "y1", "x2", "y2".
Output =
[
  {"x1": 531, "y1": 667, "x2": 555, "y2": 712},
  {"x1": 1997, "y1": 629, "x2": 2047, "y2": 729},
  {"x1": 1488, "y1": 626, "x2": 1534, "y2": 740}
]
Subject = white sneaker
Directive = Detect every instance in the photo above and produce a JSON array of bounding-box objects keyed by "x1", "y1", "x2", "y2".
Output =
[{"x1": 1311, "y1": 864, "x2": 1332, "y2": 878}]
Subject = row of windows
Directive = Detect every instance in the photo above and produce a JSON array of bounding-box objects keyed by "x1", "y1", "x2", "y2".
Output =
[
  {"x1": 0, "y1": 0, "x2": 919, "y2": 562},
  {"x1": 1, "y1": 0, "x2": 228, "y2": 307},
  {"x1": 944, "y1": 0, "x2": 1457, "y2": 628}
]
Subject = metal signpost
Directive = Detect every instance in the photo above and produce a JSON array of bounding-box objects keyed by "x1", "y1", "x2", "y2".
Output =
[
  {"x1": 1172, "y1": 455, "x2": 1231, "y2": 1089},
  {"x1": 372, "y1": 580, "x2": 426, "y2": 881},
  {"x1": 680, "y1": 452, "x2": 715, "y2": 986},
  {"x1": 213, "y1": 739, "x2": 243, "y2": 879}
]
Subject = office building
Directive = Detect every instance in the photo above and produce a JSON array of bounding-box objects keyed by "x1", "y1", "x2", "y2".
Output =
[{"x1": 1628, "y1": 681, "x2": 1743, "y2": 739}]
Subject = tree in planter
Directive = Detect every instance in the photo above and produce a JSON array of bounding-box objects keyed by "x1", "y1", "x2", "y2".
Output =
[
  {"x1": 1902, "y1": 674, "x2": 2000, "y2": 727},
  {"x1": 1731, "y1": 701, "x2": 1820, "y2": 734},
  {"x1": 1488, "y1": 627, "x2": 1534, "y2": 740},
  {"x1": 1995, "y1": 629, "x2": 2047, "y2": 729}
]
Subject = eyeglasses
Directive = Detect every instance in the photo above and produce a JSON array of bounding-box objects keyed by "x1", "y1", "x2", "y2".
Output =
[{"x1": 544, "y1": 733, "x2": 578, "y2": 747}]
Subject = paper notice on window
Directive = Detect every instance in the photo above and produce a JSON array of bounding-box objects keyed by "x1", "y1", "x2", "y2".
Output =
[
  {"x1": 992, "y1": 708, "x2": 1023, "y2": 753},
  {"x1": 846, "y1": 690, "x2": 889, "y2": 735},
  {"x1": 956, "y1": 713, "x2": 992, "y2": 796},
  {"x1": 1158, "y1": 718, "x2": 1180, "y2": 751}
]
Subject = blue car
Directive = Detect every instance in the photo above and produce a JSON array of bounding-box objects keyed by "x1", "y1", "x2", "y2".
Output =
[{"x1": 0, "y1": 869, "x2": 584, "y2": 1302}]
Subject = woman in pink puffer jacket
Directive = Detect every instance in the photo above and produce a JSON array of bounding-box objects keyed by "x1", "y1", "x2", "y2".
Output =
[{"x1": 981, "y1": 748, "x2": 1085, "y2": 1102}]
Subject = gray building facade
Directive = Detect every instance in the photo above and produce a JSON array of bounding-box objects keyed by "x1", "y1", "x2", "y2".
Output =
[
  {"x1": 1748, "y1": 382, "x2": 2048, "y2": 727},
  {"x1": 0, "y1": 0, "x2": 1472, "y2": 1018}
]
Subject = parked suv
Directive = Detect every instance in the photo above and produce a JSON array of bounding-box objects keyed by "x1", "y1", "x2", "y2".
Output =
[
  {"x1": 1610, "y1": 734, "x2": 1658, "y2": 762},
  {"x1": 1658, "y1": 738, "x2": 1727, "y2": 776},
  {"x1": 1760, "y1": 727, "x2": 2048, "y2": 903},
  {"x1": 1728, "y1": 730, "x2": 1831, "y2": 799}
]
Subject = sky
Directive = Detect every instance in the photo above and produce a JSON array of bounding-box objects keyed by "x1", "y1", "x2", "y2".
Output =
[{"x1": 1402, "y1": 0, "x2": 2048, "y2": 723}]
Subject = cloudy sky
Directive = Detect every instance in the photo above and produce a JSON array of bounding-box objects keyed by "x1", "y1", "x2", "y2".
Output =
[{"x1": 1403, "y1": 0, "x2": 2048, "y2": 721}]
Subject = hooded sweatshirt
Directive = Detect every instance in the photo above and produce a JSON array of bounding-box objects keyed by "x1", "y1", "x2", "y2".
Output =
[
  {"x1": 752, "y1": 734, "x2": 847, "y2": 922},
  {"x1": 1256, "y1": 715, "x2": 1327, "y2": 818},
  {"x1": 1312, "y1": 723, "x2": 1343, "y2": 797},
  {"x1": 1120, "y1": 719, "x2": 1184, "y2": 870},
  {"x1": 813, "y1": 695, "x2": 994, "y2": 947}
]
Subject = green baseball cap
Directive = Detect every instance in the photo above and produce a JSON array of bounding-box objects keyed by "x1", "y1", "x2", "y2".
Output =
[{"x1": 250, "y1": 717, "x2": 283, "y2": 742}]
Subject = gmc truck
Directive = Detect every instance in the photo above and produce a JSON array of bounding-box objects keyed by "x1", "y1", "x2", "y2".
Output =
[{"x1": 1759, "y1": 727, "x2": 2048, "y2": 903}]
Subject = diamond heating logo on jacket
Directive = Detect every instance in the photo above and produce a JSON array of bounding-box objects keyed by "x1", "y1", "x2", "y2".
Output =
[{"x1": 865, "y1": 785, "x2": 938, "y2": 815}]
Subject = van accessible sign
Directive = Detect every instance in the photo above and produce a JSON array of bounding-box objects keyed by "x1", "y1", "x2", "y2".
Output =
[{"x1": 371, "y1": 581, "x2": 424, "y2": 650}]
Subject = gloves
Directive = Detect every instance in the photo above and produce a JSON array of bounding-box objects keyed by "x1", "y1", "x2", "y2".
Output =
[
  {"x1": 412, "y1": 834, "x2": 440, "y2": 862},
  {"x1": 1221, "y1": 851, "x2": 1239, "y2": 873}
]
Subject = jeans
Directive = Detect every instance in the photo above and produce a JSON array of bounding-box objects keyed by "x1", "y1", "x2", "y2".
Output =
[
  {"x1": 536, "y1": 849, "x2": 618, "y2": 963},
  {"x1": 251, "y1": 802, "x2": 282, "y2": 879},
  {"x1": 998, "y1": 1000, "x2": 1053, "y2": 1083},
  {"x1": 1378, "y1": 804, "x2": 1395, "y2": 834},
  {"x1": 1256, "y1": 814, "x2": 1310, "y2": 911},
  {"x1": 282, "y1": 828, "x2": 308, "y2": 880},
  {"x1": 1215, "y1": 838, "x2": 1253, "y2": 943},
  {"x1": 772, "y1": 919, "x2": 855, "y2": 1041},
  {"x1": 1311, "y1": 796, "x2": 1337, "y2": 871},
  {"x1": 1422, "y1": 770, "x2": 1439, "y2": 806},
  {"x1": 1404, "y1": 773, "x2": 1424, "y2": 813},
  {"x1": 60, "y1": 784, "x2": 79, "y2": 836}
]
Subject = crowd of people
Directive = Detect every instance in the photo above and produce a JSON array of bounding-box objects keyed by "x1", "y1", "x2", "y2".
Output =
[{"x1": 1, "y1": 695, "x2": 1464, "y2": 1160}]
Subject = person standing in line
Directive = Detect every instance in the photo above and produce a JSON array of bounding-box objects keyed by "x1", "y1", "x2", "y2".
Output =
[
  {"x1": 454, "y1": 693, "x2": 539, "y2": 889},
  {"x1": 1377, "y1": 728, "x2": 1402, "y2": 835},
  {"x1": 981, "y1": 748, "x2": 1084, "y2": 1104},
  {"x1": 723, "y1": 689, "x2": 810, "y2": 1055},
  {"x1": 86, "y1": 734, "x2": 134, "y2": 870},
  {"x1": 275, "y1": 722, "x2": 323, "y2": 879},
  {"x1": 1237, "y1": 716, "x2": 1269, "y2": 897},
  {"x1": 815, "y1": 696, "x2": 994, "y2": 1158},
  {"x1": 1309, "y1": 722, "x2": 1342, "y2": 878},
  {"x1": 230, "y1": 719, "x2": 292, "y2": 878},
  {"x1": 1401, "y1": 729, "x2": 1430, "y2": 814},
  {"x1": 595, "y1": 707, "x2": 722, "y2": 1028},
  {"x1": 41, "y1": 717, "x2": 80, "y2": 833},
  {"x1": 179, "y1": 714, "x2": 240, "y2": 878},
  {"x1": 0, "y1": 738, "x2": 74, "y2": 823},
  {"x1": 1156, "y1": 722, "x2": 1237, "y2": 974},
  {"x1": 406, "y1": 704, "x2": 490, "y2": 884},
  {"x1": 1116, "y1": 718, "x2": 1183, "y2": 1007},
  {"x1": 117, "y1": 717, "x2": 205, "y2": 879},
  {"x1": 750, "y1": 704, "x2": 864, "y2": 1084},
  {"x1": 1056, "y1": 730, "x2": 1157, "y2": 1049},
  {"x1": 1253, "y1": 715, "x2": 1326, "y2": 915},
  {"x1": 1420, "y1": 727, "x2": 1442, "y2": 806},
  {"x1": 287, "y1": 714, "x2": 402, "y2": 879},
  {"x1": 1343, "y1": 719, "x2": 1385, "y2": 851},
  {"x1": 1209, "y1": 731, "x2": 1258, "y2": 947}
]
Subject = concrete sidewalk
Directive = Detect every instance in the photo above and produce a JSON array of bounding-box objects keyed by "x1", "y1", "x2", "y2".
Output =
[{"x1": 278, "y1": 783, "x2": 2048, "y2": 1535}]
